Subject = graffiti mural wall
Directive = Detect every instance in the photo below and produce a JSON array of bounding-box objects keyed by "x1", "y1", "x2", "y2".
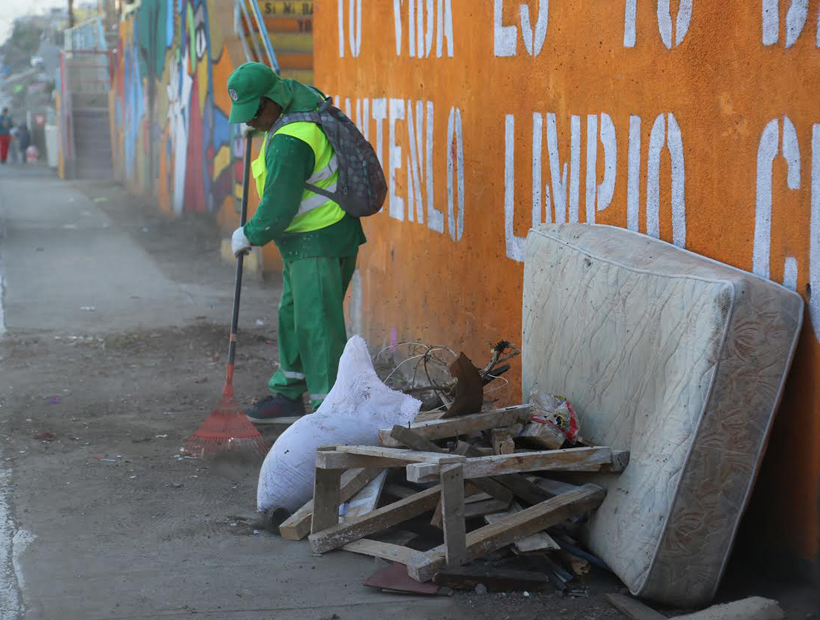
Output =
[
  {"x1": 111, "y1": 0, "x2": 243, "y2": 218},
  {"x1": 315, "y1": 1, "x2": 820, "y2": 571}
]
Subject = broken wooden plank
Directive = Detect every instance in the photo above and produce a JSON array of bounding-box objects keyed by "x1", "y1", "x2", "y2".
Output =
[
  {"x1": 342, "y1": 539, "x2": 418, "y2": 565},
  {"x1": 484, "y1": 502, "x2": 560, "y2": 552},
  {"x1": 391, "y1": 425, "x2": 512, "y2": 504},
  {"x1": 383, "y1": 483, "x2": 419, "y2": 500},
  {"x1": 390, "y1": 424, "x2": 448, "y2": 453},
  {"x1": 491, "y1": 428, "x2": 515, "y2": 455},
  {"x1": 469, "y1": 477, "x2": 515, "y2": 504},
  {"x1": 310, "y1": 468, "x2": 342, "y2": 534},
  {"x1": 309, "y1": 485, "x2": 442, "y2": 554},
  {"x1": 448, "y1": 441, "x2": 527, "y2": 505},
  {"x1": 430, "y1": 498, "x2": 443, "y2": 529},
  {"x1": 413, "y1": 410, "x2": 448, "y2": 423},
  {"x1": 407, "y1": 447, "x2": 615, "y2": 483},
  {"x1": 465, "y1": 491, "x2": 493, "y2": 504},
  {"x1": 336, "y1": 445, "x2": 465, "y2": 464},
  {"x1": 372, "y1": 529, "x2": 418, "y2": 546},
  {"x1": 440, "y1": 464, "x2": 466, "y2": 566},
  {"x1": 432, "y1": 481, "x2": 483, "y2": 529},
  {"x1": 316, "y1": 450, "x2": 426, "y2": 470},
  {"x1": 393, "y1": 431, "x2": 516, "y2": 508},
  {"x1": 379, "y1": 405, "x2": 532, "y2": 447},
  {"x1": 518, "y1": 420, "x2": 566, "y2": 450},
  {"x1": 604, "y1": 594, "x2": 667, "y2": 620},
  {"x1": 433, "y1": 566, "x2": 551, "y2": 592},
  {"x1": 343, "y1": 470, "x2": 387, "y2": 521},
  {"x1": 464, "y1": 499, "x2": 511, "y2": 518},
  {"x1": 495, "y1": 474, "x2": 553, "y2": 505},
  {"x1": 531, "y1": 477, "x2": 582, "y2": 497},
  {"x1": 407, "y1": 484, "x2": 606, "y2": 582},
  {"x1": 605, "y1": 449, "x2": 631, "y2": 472},
  {"x1": 454, "y1": 441, "x2": 544, "y2": 507},
  {"x1": 280, "y1": 468, "x2": 378, "y2": 540}
]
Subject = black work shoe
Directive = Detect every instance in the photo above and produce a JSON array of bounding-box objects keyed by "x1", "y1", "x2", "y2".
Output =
[{"x1": 243, "y1": 393, "x2": 305, "y2": 424}]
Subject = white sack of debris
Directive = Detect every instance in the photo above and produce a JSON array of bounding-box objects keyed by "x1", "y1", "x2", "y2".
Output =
[{"x1": 257, "y1": 335, "x2": 421, "y2": 513}]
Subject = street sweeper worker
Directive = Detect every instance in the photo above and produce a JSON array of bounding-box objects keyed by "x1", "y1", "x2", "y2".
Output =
[{"x1": 227, "y1": 62, "x2": 366, "y2": 423}]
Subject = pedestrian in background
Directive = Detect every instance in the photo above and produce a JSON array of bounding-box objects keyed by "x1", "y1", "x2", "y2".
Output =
[
  {"x1": 16, "y1": 123, "x2": 31, "y2": 164},
  {"x1": 0, "y1": 108, "x2": 13, "y2": 164}
]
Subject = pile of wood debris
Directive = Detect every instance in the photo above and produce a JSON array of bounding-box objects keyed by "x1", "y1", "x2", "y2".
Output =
[{"x1": 275, "y1": 344, "x2": 629, "y2": 596}]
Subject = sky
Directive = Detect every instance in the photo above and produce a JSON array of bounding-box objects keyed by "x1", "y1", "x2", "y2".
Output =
[{"x1": 0, "y1": 0, "x2": 72, "y2": 47}]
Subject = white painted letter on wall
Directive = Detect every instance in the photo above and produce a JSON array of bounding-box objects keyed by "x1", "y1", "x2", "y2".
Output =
[
  {"x1": 372, "y1": 98, "x2": 388, "y2": 167},
  {"x1": 339, "y1": 0, "x2": 363, "y2": 57},
  {"x1": 627, "y1": 115, "x2": 642, "y2": 231},
  {"x1": 646, "y1": 113, "x2": 686, "y2": 247},
  {"x1": 585, "y1": 113, "x2": 617, "y2": 224},
  {"x1": 546, "y1": 113, "x2": 580, "y2": 224},
  {"x1": 520, "y1": 0, "x2": 549, "y2": 56},
  {"x1": 426, "y1": 102, "x2": 445, "y2": 233},
  {"x1": 407, "y1": 100, "x2": 425, "y2": 223},
  {"x1": 762, "y1": 0, "x2": 815, "y2": 47},
  {"x1": 447, "y1": 107, "x2": 465, "y2": 242},
  {"x1": 494, "y1": 0, "x2": 518, "y2": 56},
  {"x1": 811, "y1": 124, "x2": 820, "y2": 341},
  {"x1": 625, "y1": 0, "x2": 693, "y2": 48},
  {"x1": 753, "y1": 117, "x2": 801, "y2": 279},
  {"x1": 396, "y1": 0, "x2": 454, "y2": 57},
  {"x1": 389, "y1": 98, "x2": 406, "y2": 221},
  {"x1": 393, "y1": 0, "x2": 403, "y2": 55},
  {"x1": 494, "y1": 0, "x2": 549, "y2": 56},
  {"x1": 657, "y1": 0, "x2": 693, "y2": 48},
  {"x1": 504, "y1": 114, "x2": 525, "y2": 260}
]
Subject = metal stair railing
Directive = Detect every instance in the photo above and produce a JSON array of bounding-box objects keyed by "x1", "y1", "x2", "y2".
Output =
[
  {"x1": 232, "y1": 0, "x2": 280, "y2": 73},
  {"x1": 64, "y1": 15, "x2": 108, "y2": 52}
]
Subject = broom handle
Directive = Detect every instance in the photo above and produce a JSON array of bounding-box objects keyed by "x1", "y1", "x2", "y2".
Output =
[{"x1": 224, "y1": 131, "x2": 254, "y2": 392}]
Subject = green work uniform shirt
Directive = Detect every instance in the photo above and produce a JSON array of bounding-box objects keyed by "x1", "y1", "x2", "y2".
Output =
[{"x1": 243, "y1": 131, "x2": 366, "y2": 261}]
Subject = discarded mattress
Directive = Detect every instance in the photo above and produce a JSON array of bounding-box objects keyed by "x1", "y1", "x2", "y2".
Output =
[{"x1": 521, "y1": 224, "x2": 803, "y2": 606}]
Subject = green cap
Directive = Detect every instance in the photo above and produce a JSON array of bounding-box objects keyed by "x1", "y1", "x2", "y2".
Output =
[{"x1": 227, "y1": 62, "x2": 277, "y2": 124}]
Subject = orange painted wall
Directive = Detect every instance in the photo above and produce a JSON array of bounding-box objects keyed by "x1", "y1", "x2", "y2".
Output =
[{"x1": 315, "y1": 1, "x2": 820, "y2": 566}]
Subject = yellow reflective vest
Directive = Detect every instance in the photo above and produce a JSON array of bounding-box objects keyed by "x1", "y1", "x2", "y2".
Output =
[{"x1": 252, "y1": 121, "x2": 345, "y2": 234}]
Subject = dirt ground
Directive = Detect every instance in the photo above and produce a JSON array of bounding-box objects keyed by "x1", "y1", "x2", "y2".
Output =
[{"x1": 0, "y1": 167, "x2": 816, "y2": 619}]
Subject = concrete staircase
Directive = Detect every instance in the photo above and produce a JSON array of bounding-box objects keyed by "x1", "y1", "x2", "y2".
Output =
[
  {"x1": 264, "y1": 1, "x2": 314, "y2": 84},
  {"x1": 71, "y1": 108, "x2": 114, "y2": 179},
  {"x1": 60, "y1": 54, "x2": 114, "y2": 180}
]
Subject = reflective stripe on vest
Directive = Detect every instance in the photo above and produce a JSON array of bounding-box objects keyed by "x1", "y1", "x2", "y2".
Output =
[{"x1": 252, "y1": 121, "x2": 345, "y2": 234}]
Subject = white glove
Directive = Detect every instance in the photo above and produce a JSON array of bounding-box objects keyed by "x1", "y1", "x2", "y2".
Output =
[{"x1": 231, "y1": 226, "x2": 252, "y2": 257}]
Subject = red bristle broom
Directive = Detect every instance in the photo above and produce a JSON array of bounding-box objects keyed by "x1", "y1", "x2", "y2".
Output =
[{"x1": 185, "y1": 132, "x2": 269, "y2": 460}]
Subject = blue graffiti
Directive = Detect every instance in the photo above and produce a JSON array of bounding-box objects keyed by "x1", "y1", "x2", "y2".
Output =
[{"x1": 123, "y1": 27, "x2": 145, "y2": 179}]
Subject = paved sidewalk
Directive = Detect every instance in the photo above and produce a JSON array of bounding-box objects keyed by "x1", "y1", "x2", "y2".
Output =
[{"x1": 0, "y1": 166, "x2": 477, "y2": 620}]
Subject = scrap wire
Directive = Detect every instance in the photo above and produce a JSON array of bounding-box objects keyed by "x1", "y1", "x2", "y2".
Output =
[
  {"x1": 481, "y1": 340, "x2": 521, "y2": 378},
  {"x1": 483, "y1": 374, "x2": 510, "y2": 394},
  {"x1": 376, "y1": 342, "x2": 457, "y2": 399},
  {"x1": 377, "y1": 341, "x2": 516, "y2": 406}
]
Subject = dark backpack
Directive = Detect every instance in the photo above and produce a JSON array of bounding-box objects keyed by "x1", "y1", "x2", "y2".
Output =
[{"x1": 271, "y1": 97, "x2": 387, "y2": 218}]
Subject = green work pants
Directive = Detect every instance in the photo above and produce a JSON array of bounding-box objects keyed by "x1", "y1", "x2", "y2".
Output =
[{"x1": 268, "y1": 254, "x2": 357, "y2": 409}]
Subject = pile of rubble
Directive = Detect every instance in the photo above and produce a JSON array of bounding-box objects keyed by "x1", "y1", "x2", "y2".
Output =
[
  {"x1": 260, "y1": 341, "x2": 787, "y2": 619},
  {"x1": 275, "y1": 349, "x2": 628, "y2": 596}
]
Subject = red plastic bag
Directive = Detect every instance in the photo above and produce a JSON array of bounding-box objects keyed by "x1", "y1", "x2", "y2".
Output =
[{"x1": 529, "y1": 390, "x2": 581, "y2": 444}]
